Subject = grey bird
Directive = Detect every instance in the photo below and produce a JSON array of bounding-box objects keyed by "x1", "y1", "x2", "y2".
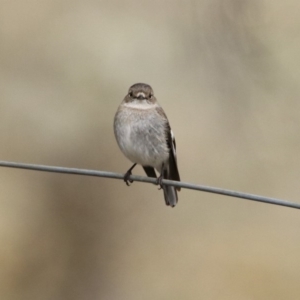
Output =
[{"x1": 114, "y1": 83, "x2": 180, "y2": 207}]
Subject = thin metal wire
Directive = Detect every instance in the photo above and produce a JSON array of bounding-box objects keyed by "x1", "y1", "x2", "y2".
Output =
[{"x1": 0, "y1": 160, "x2": 299, "y2": 210}]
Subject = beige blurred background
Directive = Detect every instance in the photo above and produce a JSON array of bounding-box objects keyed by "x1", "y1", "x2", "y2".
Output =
[{"x1": 1, "y1": 1, "x2": 300, "y2": 299}]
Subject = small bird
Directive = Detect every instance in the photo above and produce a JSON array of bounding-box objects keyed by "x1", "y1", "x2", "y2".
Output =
[{"x1": 114, "y1": 83, "x2": 180, "y2": 207}]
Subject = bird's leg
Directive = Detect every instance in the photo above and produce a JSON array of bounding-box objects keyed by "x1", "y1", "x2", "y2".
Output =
[
  {"x1": 124, "y1": 163, "x2": 137, "y2": 186},
  {"x1": 156, "y1": 163, "x2": 165, "y2": 190}
]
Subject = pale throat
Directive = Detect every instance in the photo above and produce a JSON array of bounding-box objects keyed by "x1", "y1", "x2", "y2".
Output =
[{"x1": 123, "y1": 99, "x2": 157, "y2": 110}]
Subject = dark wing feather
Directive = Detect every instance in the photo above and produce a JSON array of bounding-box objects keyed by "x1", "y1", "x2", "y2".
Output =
[
  {"x1": 166, "y1": 125, "x2": 181, "y2": 191},
  {"x1": 143, "y1": 166, "x2": 157, "y2": 178},
  {"x1": 156, "y1": 106, "x2": 181, "y2": 190}
]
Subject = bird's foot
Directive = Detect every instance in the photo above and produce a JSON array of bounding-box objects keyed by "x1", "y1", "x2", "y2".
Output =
[
  {"x1": 156, "y1": 174, "x2": 164, "y2": 190},
  {"x1": 124, "y1": 170, "x2": 134, "y2": 186},
  {"x1": 124, "y1": 163, "x2": 137, "y2": 186}
]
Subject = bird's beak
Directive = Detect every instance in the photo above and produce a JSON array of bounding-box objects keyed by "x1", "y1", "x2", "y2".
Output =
[{"x1": 136, "y1": 92, "x2": 146, "y2": 100}]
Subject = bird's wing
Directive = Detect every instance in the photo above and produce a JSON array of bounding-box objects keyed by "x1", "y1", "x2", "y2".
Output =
[
  {"x1": 143, "y1": 166, "x2": 157, "y2": 178},
  {"x1": 156, "y1": 107, "x2": 181, "y2": 191}
]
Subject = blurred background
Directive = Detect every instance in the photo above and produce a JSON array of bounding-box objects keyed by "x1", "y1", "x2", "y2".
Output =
[{"x1": 1, "y1": 0, "x2": 300, "y2": 299}]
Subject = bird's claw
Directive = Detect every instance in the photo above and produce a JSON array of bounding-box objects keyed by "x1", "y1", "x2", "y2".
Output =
[
  {"x1": 124, "y1": 171, "x2": 134, "y2": 186},
  {"x1": 156, "y1": 175, "x2": 163, "y2": 190}
]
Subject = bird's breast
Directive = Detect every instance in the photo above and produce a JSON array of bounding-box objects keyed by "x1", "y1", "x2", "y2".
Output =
[{"x1": 114, "y1": 107, "x2": 169, "y2": 168}]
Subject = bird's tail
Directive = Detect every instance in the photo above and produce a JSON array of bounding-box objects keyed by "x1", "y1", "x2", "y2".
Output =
[
  {"x1": 162, "y1": 164, "x2": 180, "y2": 207},
  {"x1": 163, "y1": 184, "x2": 178, "y2": 207}
]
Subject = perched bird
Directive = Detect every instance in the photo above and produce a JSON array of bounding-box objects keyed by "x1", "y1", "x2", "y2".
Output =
[{"x1": 114, "y1": 83, "x2": 180, "y2": 207}]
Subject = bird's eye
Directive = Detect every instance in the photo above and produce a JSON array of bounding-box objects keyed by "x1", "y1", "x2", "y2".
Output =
[
  {"x1": 129, "y1": 91, "x2": 133, "y2": 97},
  {"x1": 149, "y1": 94, "x2": 153, "y2": 99}
]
